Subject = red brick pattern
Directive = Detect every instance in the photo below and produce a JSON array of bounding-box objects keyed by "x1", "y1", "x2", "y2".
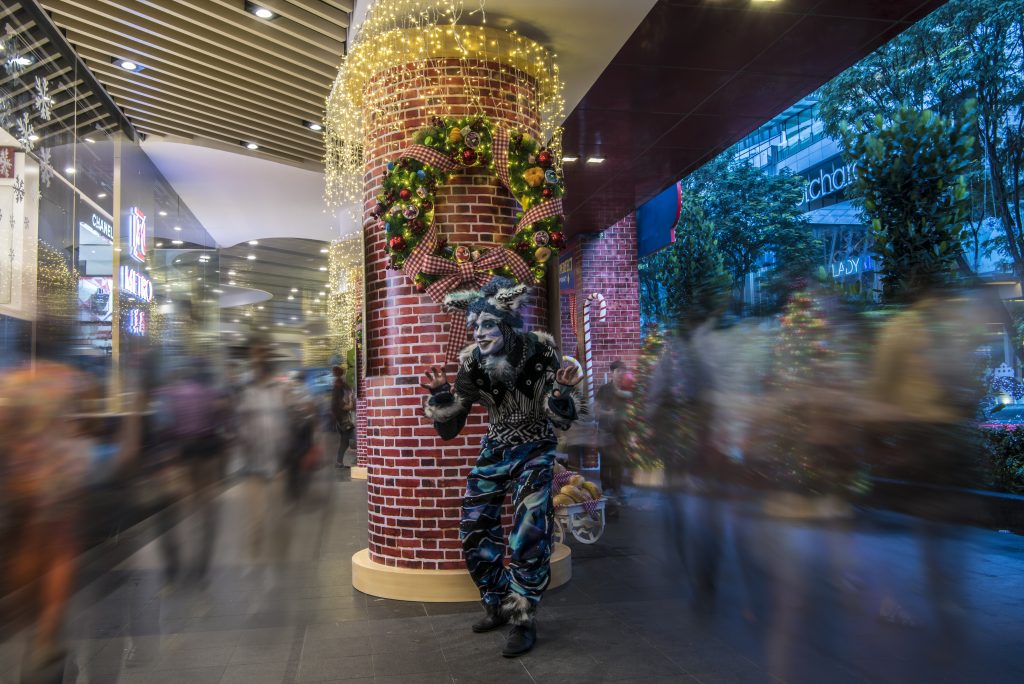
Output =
[
  {"x1": 359, "y1": 60, "x2": 545, "y2": 570},
  {"x1": 558, "y1": 213, "x2": 641, "y2": 467}
]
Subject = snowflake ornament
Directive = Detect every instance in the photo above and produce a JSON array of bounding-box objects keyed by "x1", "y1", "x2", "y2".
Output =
[
  {"x1": 38, "y1": 147, "x2": 53, "y2": 187},
  {"x1": 23, "y1": 216, "x2": 30, "y2": 231},
  {"x1": 33, "y1": 76, "x2": 52, "y2": 121},
  {"x1": 3, "y1": 25, "x2": 26, "y2": 77},
  {"x1": 13, "y1": 176, "x2": 25, "y2": 203},
  {"x1": 0, "y1": 87, "x2": 11, "y2": 128},
  {"x1": 15, "y1": 113, "x2": 35, "y2": 149},
  {"x1": 0, "y1": 149, "x2": 11, "y2": 177}
]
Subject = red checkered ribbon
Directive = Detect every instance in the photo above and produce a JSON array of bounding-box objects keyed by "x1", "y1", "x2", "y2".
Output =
[
  {"x1": 493, "y1": 127, "x2": 512, "y2": 189},
  {"x1": 517, "y1": 196, "x2": 564, "y2": 231},
  {"x1": 404, "y1": 144, "x2": 460, "y2": 173},
  {"x1": 402, "y1": 220, "x2": 533, "y2": 365}
]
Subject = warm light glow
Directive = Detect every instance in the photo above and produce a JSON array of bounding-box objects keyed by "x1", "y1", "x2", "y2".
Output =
[
  {"x1": 64, "y1": 166, "x2": 75, "y2": 174},
  {"x1": 119, "y1": 60, "x2": 138, "y2": 71},
  {"x1": 562, "y1": 156, "x2": 578, "y2": 162},
  {"x1": 247, "y1": 255, "x2": 257, "y2": 260},
  {"x1": 245, "y1": 142, "x2": 259, "y2": 150},
  {"x1": 586, "y1": 157, "x2": 605, "y2": 164},
  {"x1": 253, "y1": 7, "x2": 275, "y2": 19},
  {"x1": 171, "y1": 239, "x2": 183, "y2": 245},
  {"x1": 323, "y1": 1, "x2": 565, "y2": 208}
]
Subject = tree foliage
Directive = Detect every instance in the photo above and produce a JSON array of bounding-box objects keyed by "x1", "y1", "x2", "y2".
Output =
[
  {"x1": 685, "y1": 156, "x2": 816, "y2": 312},
  {"x1": 845, "y1": 104, "x2": 976, "y2": 301},
  {"x1": 639, "y1": 192, "x2": 731, "y2": 333},
  {"x1": 817, "y1": 0, "x2": 1024, "y2": 281}
]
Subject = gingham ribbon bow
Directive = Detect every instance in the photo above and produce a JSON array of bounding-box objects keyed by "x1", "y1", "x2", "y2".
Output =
[{"x1": 402, "y1": 220, "x2": 534, "y2": 364}]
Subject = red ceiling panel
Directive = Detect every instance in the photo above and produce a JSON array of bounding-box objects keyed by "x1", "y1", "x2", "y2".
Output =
[{"x1": 562, "y1": 0, "x2": 948, "y2": 235}]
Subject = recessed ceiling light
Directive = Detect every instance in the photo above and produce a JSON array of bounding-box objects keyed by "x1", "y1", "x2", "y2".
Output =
[
  {"x1": 15, "y1": 56, "x2": 32, "y2": 67},
  {"x1": 313, "y1": 298, "x2": 321, "y2": 303},
  {"x1": 246, "y1": 2, "x2": 277, "y2": 20},
  {"x1": 84, "y1": 137, "x2": 96, "y2": 144},
  {"x1": 233, "y1": 319, "x2": 240, "y2": 323},
  {"x1": 248, "y1": 240, "x2": 259, "y2": 245},
  {"x1": 245, "y1": 312, "x2": 252, "y2": 317},
  {"x1": 173, "y1": 225, "x2": 182, "y2": 231},
  {"x1": 562, "y1": 156, "x2": 578, "y2": 162},
  {"x1": 247, "y1": 254, "x2": 256, "y2": 260},
  {"x1": 97, "y1": 192, "x2": 107, "y2": 199},
  {"x1": 64, "y1": 166, "x2": 75, "y2": 174},
  {"x1": 156, "y1": 242, "x2": 164, "y2": 247},
  {"x1": 228, "y1": 270, "x2": 237, "y2": 276},
  {"x1": 229, "y1": 280, "x2": 237, "y2": 285},
  {"x1": 27, "y1": 134, "x2": 39, "y2": 142},
  {"x1": 257, "y1": 305, "x2": 264, "y2": 310},
  {"x1": 276, "y1": 322, "x2": 283, "y2": 326},
  {"x1": 290, "y1": 287, "x2": 298, "y2": 292},
  {"x1": 212, "y1": 289, "x2": 223, "y2": 294},
  {"x1": 172, "y1": 239, "x2": 183, "y2": 245},
  {"x1": 319, "y1": 266, "x2": 327, "y2": 271},
  {"x1": 586, "y1": 157, "x2": 605, "y2": 164},
  {"x1": 117, "y1": 59, "x2": 139, "y2": 71},
  {"x1": 304, "y1": 120, "x2": 323, "y2": 132},
  {"x1": 319, "y1": 247, "x2": 328, "y2": 253},
  {"x1": 159, "y1": 211, "x2": 167, "y2": 216},
  {"x1": 287, "y1": 295, "x2": 294, "y2": 300},
  {"x1": 243, "y1": 141, "x2": 259, "y2": 151},
  {"x1": 319, "y1": 291, "x2": 326, "y2": 296},
  {"x1": 290, "y1": 316, "x2": 297, "y2": 321}
]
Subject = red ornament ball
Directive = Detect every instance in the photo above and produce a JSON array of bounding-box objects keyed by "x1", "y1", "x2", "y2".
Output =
[
  {"x1": 550, "y1": 231, "x2": 567, "y2": 248},
  {"x1": 398, "y1": 188, "x2": 411, "y2": 200},
  {"x1": 537, "y1": 149, "x2": 553, "y2": 168},
  {"x1": 414, "y1": 281, "x2": 426, "y2": 293},
  {"x1": 542, "y1": 187, "x2": 553, "y2": 199},
  {"x1": 388, "y1": 236, "x2": 406, "y2": 251},
  {"x1": 460, "y1": 148, "x2": 477, "y2": 165}
]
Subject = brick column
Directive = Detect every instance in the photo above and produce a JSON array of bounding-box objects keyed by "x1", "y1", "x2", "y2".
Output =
[
  {"x1": 559, "y1": 212, "x2": 641, "y2": 468},
  {"x1": 359, "y1": 60, "x2": 546, "y2": 572}
]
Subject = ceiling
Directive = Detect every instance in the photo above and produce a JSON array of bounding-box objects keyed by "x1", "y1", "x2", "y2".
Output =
[
  {"x1": 38, "y1": 0, "x2": 352, "y2": 169},
  {"x1": 561, "y1": 0, "x2": 950, "y2": 234}
]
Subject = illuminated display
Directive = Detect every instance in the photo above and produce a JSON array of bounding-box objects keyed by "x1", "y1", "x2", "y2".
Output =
[
  {"x1": 128, "y1": 206, "x2": 147, "y2": 263},
  {"x1": 120, "y1": 265, "x2": 153, "y2": 302}
]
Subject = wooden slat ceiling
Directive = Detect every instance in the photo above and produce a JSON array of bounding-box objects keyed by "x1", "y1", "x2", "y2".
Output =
[{"x1": 38, "y1": 0, "x2": 352, "y2": 169}]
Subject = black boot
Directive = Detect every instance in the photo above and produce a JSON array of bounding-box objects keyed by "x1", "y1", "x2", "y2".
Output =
[
  {"x1": 502, "y1": 622, "x2": 536, "y2": 657},
  {"x1": 471, "y1": 604, "x2": 508, "y2": 633}
]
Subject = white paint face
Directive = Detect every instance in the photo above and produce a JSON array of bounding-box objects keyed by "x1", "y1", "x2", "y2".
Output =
[{"x1": 468, "y1": 312, "x2": 504, "y2": 357}]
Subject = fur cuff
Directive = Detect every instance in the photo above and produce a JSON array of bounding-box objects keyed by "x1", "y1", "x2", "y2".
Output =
[
  {"x1": 545, "y1": 385, "x2": 583, "y2": 429},
  {"x1": 423, "y1": 394, "x2": 466, "y2": 423},
  {"x1": 501, "y1": 592, "x2": 535, "y2": 626}
]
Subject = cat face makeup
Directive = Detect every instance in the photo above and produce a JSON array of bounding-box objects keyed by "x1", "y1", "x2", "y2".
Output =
[{"x1": 468, "y1": 312, "x2": 504, "y2": 357}]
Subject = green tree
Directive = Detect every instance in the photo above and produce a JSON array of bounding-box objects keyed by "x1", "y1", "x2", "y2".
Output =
[
  {"x1": 685, "y1": 157, "x2": 815, "y2": 312},
  {"x1": 845, "y1": 104, "x2": 976, "y2": 301},
  {"x1": 638, "y1": 192, "x2": 732, "y2": 332},
  {"x1": 817, "y1": 0, "x2": 1024, "y2": 282}
]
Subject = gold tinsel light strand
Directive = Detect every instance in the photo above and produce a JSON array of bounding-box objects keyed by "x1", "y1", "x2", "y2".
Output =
[{"x1": 323, "y1": 0, "x2": 565, "y2": 208}]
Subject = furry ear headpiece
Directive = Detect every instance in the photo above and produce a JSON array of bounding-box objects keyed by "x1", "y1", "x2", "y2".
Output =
[{"x1": 442, "y1": 277, "x2": 529, "y2": 330}]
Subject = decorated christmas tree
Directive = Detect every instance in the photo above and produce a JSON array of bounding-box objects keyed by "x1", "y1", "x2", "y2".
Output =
[{"x1": 623, "y1": 329, "x2": 666, "y2": 469}]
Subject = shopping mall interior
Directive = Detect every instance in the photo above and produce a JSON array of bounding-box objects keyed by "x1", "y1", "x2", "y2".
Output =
[{"x1": 1, "y1": 0, "x2": 1023, "y2": 682}]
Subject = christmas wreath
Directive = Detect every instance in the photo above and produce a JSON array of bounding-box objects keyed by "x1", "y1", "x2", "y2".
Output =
[
  {"x1": 371, "y1": 115, "x2": 568, "y2": 363},
  {"x1": 372, "y1": 115, "x2": 567, "y2": 289}
]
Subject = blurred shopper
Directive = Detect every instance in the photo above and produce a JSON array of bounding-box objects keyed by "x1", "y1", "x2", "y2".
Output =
[
  {"x1": 596, "y1": 360, "x2": 631, "y2": 497},
  {"x1": 331, "y1": 365, "x2": 355, "y2": 468},
  {"x1": 285, "y1": 373, "x2": 319, "y2": 501},
  {"x1": 237, "y1": 348, "x2": 291, "y2": 560},
  {"x1": 153, "y1": 361, "x2": 228, "y2": 583},
  {"x1": 864, "y1": 289, "x2": 985, "y2": 639}
]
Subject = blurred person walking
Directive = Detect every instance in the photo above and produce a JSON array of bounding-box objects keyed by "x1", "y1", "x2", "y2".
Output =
[
  {"x1": 331, "y1": 366, "x2": 355, "y2": 469},
  {"x1": 595, "y1": 360, "x2": 631, "y2": 499},
  {"x1": 237, "y1": 348, "x2": 291, "y2": 561}
]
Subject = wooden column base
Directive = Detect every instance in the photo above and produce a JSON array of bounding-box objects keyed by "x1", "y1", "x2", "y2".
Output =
[{"x1": 351, "y1": 543, "x2": 572, "y2": 602}]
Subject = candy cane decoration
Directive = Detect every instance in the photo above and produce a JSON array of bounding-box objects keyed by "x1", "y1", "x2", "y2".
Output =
[{"x1": 583, "y1": 292, "x2": 607, "y2": 404}]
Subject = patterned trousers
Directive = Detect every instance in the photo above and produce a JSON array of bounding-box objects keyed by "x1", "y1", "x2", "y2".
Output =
[{"x1": 461, "y1": 439, "x2": 555, "y2": 613}]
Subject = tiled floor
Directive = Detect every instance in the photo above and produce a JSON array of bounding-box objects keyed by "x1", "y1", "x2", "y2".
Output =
[{"x1": 2, "y1": 458, "x2": 1023, "y2": 683}]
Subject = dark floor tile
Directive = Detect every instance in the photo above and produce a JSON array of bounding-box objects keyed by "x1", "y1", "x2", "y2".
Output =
[
  {"x1": 373, "y1": 674, "x2": 454, "y2": 684},
  {"x1": 229, "y1": 641, "x2": 295, "y2": 665},
  {"x1": 371, "y1": 648, "x2": 448, "y2": 676},
  {"x1": 296, "y1": 654, "x2": 373, "y2": 682},
  {"x1": 140, "y1": 666, "x2": 226, "y2": 684},
  {"x1": 220, "y1": 662, "x2": 289, "y2": 684}
]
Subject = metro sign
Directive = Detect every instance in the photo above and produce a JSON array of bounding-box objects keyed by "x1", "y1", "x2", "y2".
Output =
[{"x1": 127, "y1": 206, "x2": 147, "y2": 263}]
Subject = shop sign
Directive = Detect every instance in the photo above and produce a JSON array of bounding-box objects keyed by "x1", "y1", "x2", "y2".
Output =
[
  {"x1": 800, "y1": 159, "x2": 856, "y2": 208},
  {"x1": 127, "y1": 206, "x2": 147, "y2": 263},
  {"x1": 81, "y1": 213, "x2": 113, "y2": 242},
  {"x1": 558, "y1": 254, "x2": 574, "y2": 290},
  {"x1": 126, "y1": 308, "x2": 147, "y2": 336},
  {"x1": 120, "y1": 265, "x2": 153, "y2": 302},
  {"x1": 829, "y1": 255, "x2": 873, "y2": 279}
]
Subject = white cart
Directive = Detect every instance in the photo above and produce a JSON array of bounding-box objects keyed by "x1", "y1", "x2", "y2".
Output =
[{"x1": 552, "y1": 499, "x2": 606, "y2": 545}]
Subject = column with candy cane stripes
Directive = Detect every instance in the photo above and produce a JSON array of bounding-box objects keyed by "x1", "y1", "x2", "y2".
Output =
[{"x1": 583, "y1": 292, "x2": 607, "y2": 405}]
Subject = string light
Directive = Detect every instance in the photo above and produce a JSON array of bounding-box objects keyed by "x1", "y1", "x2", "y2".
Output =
[{"x1": 323, "y1": 0, "x2": 565, "y2": 208}]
